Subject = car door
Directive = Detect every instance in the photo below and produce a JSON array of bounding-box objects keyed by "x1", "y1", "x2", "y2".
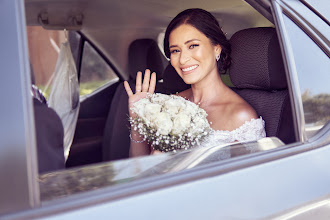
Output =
[
  {"x1": 65, "y1": 33, "x2": 122, "y2": 167},
  {"x1": 1, "y1": 0, "x2": 330, "y2": 219}
]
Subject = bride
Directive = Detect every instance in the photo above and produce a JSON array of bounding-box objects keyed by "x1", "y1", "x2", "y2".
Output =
[{"x1": 124, "y1": 8, "x2": 265, "y2": 157}]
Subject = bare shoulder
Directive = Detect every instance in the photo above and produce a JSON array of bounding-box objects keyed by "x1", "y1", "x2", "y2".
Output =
[
  {"x1": 229, "y1": 102, "x2": 258, "y2": 129},
  {"x1": 210, "y1": 97, "x2": 258, "y2": 131}
]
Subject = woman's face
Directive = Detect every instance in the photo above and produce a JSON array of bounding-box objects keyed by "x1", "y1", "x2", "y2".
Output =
[{"x1": 169, "y1": 24, "x2": 221, "y2": 85}]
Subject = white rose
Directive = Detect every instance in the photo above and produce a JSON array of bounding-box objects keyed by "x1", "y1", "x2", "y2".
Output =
[
  {"x1": 172, "y1": 112, "x2": 191, "y2": 135},
  {"x1": 144, "y1": 103, "x2": 162, "y2": 122},
  {"x1": 151, "y1": 93, "x2": 170, "y2": 104},
  {"x1": 154, "y1": 112, "x2": 173, "y2": 135},
  {"x1": 190, "y1": 117, "x2": 210, "y2": 134},
  {"x1": 164, "y1": 98, "x2": 185, "y2": 115},
  {"x1": 184, "y1": 101, "x2": 199, "y2": 115},
  {"x1": 198, "y1": 108, "x2": 208, "y2": 118},
  {"x1": 132, "y1": 98, "x2": 151, "y2": 118}
]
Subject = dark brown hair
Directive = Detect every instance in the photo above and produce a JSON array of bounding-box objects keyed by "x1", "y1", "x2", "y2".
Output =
[{"x1": 164, "y1": 8, "x2": 231, "y2": 72}]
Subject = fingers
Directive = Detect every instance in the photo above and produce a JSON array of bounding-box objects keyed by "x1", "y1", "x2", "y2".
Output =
[
  {"x1": 142, "y1": 69, "x2": 151, "y2": 92},
  {"x1": 134, "y1": 69, "x2": 157, "y2": 94},
  {"x1": 148, "y1": 72, "x2": 156, "y2": 94},
  {"x1": 135, "y1": 71, "x2": 142, "y2": 93},
  {"x1": 124, "y1": 81, "x2": 133, "y2": 96}
]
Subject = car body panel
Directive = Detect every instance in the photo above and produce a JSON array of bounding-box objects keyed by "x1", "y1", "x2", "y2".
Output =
[{"x1": 0, "y1": 0, "x2": 40, "y2": 214}]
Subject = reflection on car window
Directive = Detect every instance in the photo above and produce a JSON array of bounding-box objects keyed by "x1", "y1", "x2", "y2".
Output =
[
  {"x1": 39, "y1": 137, "x2": 283, "y2": 201},
  {"x1": 80, "y1": 42, "x2": 119, "y2": 97},
  {"x1": 282, "y1": 15, "x2": 330, "y2": 138}
]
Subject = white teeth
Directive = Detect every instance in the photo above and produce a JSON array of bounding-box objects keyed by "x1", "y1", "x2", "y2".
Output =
[{"x1": 182, "y1": 65, "x2": 198, "y2": 72}]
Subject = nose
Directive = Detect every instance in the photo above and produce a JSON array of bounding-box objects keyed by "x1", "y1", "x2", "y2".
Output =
[{"x1": 179, "y1": 49, "x2": 190, "y2": 65}]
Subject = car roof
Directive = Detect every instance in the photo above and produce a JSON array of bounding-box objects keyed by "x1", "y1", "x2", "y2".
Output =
[{"x1": 25, "y1": 0, "x2": 273, "y2": 78}]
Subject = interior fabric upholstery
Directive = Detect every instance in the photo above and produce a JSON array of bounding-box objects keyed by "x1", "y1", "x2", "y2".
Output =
[
  {"x1": 162, "y1": 64, "x2": 190, "y2": 95},
  {"x1": 128, "y1": 39, "x2": 167, "y2": 81},
  {"x1": 102, "y1": 39, "x2": 167, "y2": 161},
  {"x1": 33, "y1": 98, "x2": 65, "y2": 173},
  {"x1": 230, "y1": 27, "x2": 287, "y2": 90},
  {"x1": 229, "y1": 27, "x2": 295, "y2": 144}
]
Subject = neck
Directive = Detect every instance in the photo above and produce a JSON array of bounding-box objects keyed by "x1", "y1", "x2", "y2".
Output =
[{"x1": 189, "y1": 72, "x2": 227, "y2": 105}]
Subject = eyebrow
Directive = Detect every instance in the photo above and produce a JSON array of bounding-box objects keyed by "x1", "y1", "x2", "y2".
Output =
[{"x1": 169, "y1": 39, "x2": 201, "y2": 49}]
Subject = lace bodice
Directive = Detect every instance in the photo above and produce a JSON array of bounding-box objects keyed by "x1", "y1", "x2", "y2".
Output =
[{"x1": 200, "y1": 117, "x2": 266, "y2": 147}]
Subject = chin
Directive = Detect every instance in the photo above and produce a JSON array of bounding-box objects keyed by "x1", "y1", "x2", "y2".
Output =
[{"x1": 181, "y1": 76, "x2": 198, "y2": 85}]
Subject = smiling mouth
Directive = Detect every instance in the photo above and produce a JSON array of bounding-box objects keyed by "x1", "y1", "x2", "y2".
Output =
[{"x1": 181, "y1": 65, "x2": 198, "y2": 73}]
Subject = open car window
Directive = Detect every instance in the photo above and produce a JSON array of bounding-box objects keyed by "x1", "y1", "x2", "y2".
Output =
[
  {"x1": 29, "y1": 0, "x2": 288, "y2": 201},
  {"x1": 282, "y1": 15, "x2": 330, "y2": 138}
]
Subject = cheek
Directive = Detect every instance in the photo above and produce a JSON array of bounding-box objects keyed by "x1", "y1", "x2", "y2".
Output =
[
  {"x1": 194, "y1": 48, "x2": 204, "y2": 59},
  {"x1": 170, "y1": 59, "x2": 182, "y2": 76},
  {"x1": 194, "y1": 47, "x2": 210, "y2": 61},
  {"x1": 170, "y1": 58, "x2": 180, "y2": 70},
  {"x1": 170, "y1": 58, "x2": 175, "y2": 66}
]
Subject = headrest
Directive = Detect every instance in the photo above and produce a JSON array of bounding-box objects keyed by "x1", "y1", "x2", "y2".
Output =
[
  {"x1": 162, "y1": 64, "x2": 190, "y2": 94},
  {"x1": 229, "y1": 27, "x2": 287, "y2": 90},
  {"x1": 128, "y1": 39, "x2": 166, "y2": 81}
]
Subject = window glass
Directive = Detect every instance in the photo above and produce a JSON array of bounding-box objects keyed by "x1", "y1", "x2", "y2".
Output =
[
  {"x1": 80, "y1": 42, "x2": 119, "y2": 97},
  {"x1": 282, "y1": 15, "x2": 330, "y2": 138}
]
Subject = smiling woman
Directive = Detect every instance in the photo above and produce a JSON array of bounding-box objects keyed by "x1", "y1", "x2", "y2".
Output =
[
  {"x1": 164, "y1": 8, "x2": 231, "y2": 74},
  {"x1": 125, "y1": 8, "x2": 266, "y2": 158}
]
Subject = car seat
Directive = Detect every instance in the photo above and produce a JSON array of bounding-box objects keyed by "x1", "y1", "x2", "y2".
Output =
[
  {"x1": 102, "y1": 39, "x2": 167, "y2": 161},
  {"x1": 229, "y1": 27, "x2": 295, "y2": 144},
  {"x1": 161, "y1": 64, "x2": 190, "y2": 95},
  {"x1": 30, "y1": 64, "x2": 65, "y2": 173},
  {"x1": 161, "y1": 27, "x2": 295, "y2": 144}
]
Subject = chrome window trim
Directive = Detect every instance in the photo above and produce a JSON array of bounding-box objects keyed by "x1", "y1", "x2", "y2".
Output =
[
  {"x1": 271, "y1": 0, "x2": 305, "y2": 142},
  {"x1": 272, "y1": 0, "x2": 330, "y2": 141},
  {"x1": 280, "y1": 0, "x2": 329, "y2": 57},
  {"x1": 300, "y1": 0, "x2": 330, "y2": 26}
]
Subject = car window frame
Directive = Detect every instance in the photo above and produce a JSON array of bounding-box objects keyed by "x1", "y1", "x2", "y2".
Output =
[
  {"x1": 0, "y1": 0, "x2": 40, "y2": 215},
  {"x1": 271, "y1": 0, "x2": 330, "y2": 142}
]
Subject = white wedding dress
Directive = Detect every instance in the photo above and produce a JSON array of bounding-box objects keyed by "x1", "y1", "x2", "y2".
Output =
[{"x1": 200, "y1": 117, "x2": 266, "y2": 148}]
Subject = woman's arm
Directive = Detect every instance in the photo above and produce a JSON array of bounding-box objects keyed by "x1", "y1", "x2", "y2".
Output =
[
  {"x1": 124, "y1": 69, "x2": 156, "y2": 157},
  {"x1": 129, "y1": 129, "x2": 150, "y2": 157}
]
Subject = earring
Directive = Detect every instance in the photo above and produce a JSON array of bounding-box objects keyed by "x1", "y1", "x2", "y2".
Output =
[{"x1": 216, "y1": 54, "x2": 220, "y2": 61}]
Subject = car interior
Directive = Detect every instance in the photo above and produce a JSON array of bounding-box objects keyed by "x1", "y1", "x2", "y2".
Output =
[{"x1": 24, "y1": 0, "x2": 296, "y2": 171}]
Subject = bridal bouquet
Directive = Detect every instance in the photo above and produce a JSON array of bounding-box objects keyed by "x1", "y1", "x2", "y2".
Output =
[{"x1": 129, "y1": 93, "x2": 211, "y2": 152}]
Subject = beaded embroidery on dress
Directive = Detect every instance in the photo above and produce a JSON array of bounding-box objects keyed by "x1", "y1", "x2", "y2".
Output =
[{"x1": 200, "y1": 117, "x2": 266, "y2": 148}]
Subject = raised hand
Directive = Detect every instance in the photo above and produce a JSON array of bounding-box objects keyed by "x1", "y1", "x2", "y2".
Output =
[{"x1": 124, "y1": 69, "x2": 157, "y2": 117}]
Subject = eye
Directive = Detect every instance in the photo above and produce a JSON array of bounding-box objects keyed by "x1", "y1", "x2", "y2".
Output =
[
  {"x1": 170, "y1": 49, "x2": 180, "y2": 54},
  {"x1": 189, "y1": 44, "x2": 199, "y2": 49}
]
